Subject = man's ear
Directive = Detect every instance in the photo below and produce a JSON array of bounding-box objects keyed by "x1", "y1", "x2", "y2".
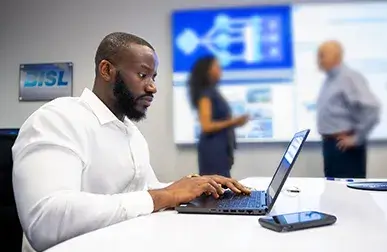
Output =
[{"x1": 98, "y1": 60, "x2": 116, "y2": 82}]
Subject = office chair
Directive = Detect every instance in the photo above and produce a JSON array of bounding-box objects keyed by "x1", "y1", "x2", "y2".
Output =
[{"x1": 0, "y1": 129, "x2": 22, "y2": 251}]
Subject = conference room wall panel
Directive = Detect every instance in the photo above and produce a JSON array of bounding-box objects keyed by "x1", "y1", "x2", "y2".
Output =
[{"x1": 0, "y1": 0, "x2": 386, "y2": 181}]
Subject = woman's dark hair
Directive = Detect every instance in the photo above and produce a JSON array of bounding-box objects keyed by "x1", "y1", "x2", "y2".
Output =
[{"x1": 188, "y1": 55, "x2": 217, "y2": 109}]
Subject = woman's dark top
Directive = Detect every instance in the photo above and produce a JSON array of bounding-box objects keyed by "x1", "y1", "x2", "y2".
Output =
[{"x1": 197, "y1": 87, "x2": 236, "y2": 177}]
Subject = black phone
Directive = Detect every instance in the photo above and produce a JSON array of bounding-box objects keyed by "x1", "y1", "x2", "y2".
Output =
[{"x1": 259, "y1": 211, "x2": 337, "y2": 232}]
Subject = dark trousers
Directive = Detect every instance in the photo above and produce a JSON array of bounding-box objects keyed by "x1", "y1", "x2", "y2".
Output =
[{"x1": 322, "y1": 138, "x2": 367, "y2": 178}]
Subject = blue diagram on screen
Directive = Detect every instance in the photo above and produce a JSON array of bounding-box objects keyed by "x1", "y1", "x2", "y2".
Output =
[
  {"x1": 247, "y1": 120, "x2": 273, "y2": 138},
  {"x1": 172, "y1": 6, "x2": 293, "y2": 72},
  {"x1": 176, "y1": 14, "x2": 283, "y2": 67},
  {"x1": 246, "y1": 88, "x2": 272, "y2": 103},
  {"x1": 229, "y1": 101, "x2": 246, "y2": 115}
]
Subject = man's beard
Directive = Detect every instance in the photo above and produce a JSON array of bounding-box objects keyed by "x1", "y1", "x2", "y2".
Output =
[{"x1": 113, "y1": 72, "x2": 148, "y2": 122}]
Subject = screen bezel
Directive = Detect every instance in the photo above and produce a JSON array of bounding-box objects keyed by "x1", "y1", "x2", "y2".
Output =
[{"x1": 265, "y1": 129, "x2": 310, "y2": 212}]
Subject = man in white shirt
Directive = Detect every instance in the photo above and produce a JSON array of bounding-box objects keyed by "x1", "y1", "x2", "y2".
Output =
[{"x1": 12, "y1": 32, "x2": 250, "y2": 252}]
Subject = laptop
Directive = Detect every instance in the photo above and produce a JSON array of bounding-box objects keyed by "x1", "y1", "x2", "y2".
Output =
[{"x1": 176, "y1": 129, "x2": 310, "y2": 216}]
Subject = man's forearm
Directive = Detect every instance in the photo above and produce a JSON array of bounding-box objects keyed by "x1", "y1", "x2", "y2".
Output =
[
  {"x1": 354, "y1": 107, "x2": 380, "y2": 144},
  {"x1": 148, "y1": 189, "x2": 175, "y2": 211}
]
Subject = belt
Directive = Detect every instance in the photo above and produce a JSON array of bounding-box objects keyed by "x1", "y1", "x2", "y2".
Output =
[{"x1": 322, "y1": 130, "x2": 354, "y2": 140}]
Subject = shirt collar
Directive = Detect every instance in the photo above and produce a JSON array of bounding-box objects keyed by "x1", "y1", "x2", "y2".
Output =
[
  {"x1": 80, "y1": 88, "x2": 136, "y2": 131},
  {"x1": 327, "y1": 64, "x2": 344, "y2": 78}
]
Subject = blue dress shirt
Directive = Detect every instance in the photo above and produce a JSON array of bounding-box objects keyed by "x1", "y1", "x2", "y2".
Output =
[{"x1": 316, "y1": 64, "x2": 380, "y2": 144}]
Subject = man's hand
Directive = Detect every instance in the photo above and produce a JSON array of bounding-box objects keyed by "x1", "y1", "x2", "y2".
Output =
[
  {"x1": 201, "y1": 175, "x2": 251, "y2": 195},
  {"x1": 163, "y1": 175, "x2": 251, "y2": 207},
  {"x1": 336, "y1": 135, "x2": 356, "y2": 151}
]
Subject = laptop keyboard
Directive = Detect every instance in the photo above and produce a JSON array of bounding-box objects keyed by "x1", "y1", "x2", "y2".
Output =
[{"x1": 216, "y1": 190, "x2": 263, "y2": 209}]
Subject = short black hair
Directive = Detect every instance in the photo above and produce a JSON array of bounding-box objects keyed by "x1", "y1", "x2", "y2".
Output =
[
  {"x1": 94, "y1": 32, "x2": 154, "y2": 74},
  {"x1": 188, "y1": 55, "x2": 217, "y2": 109}
]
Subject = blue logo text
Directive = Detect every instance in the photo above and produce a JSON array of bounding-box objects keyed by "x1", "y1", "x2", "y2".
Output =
[{"x1": 24, "y1": 70, "x2": 68, "y2": 87}]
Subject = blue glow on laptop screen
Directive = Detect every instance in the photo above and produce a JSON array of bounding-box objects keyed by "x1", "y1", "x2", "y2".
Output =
[{"x1": 267, "y1": 133, "x2": 304, "y2": 200}]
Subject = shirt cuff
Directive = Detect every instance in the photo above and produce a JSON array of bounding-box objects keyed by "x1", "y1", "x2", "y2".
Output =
[
  {"x1": 353, "y1": 133, "x2": 365, "y2": 145},
  {"x1": 121, "y1": 191, "x2": 154, "y2": 218}
]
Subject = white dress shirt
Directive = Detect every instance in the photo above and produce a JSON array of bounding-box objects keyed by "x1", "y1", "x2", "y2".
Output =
[{"x1": 12, "y1": 88, "x2": 169, "y2": 252}]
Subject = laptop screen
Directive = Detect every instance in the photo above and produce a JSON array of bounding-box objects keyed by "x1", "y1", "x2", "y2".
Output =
[{"x1": 266, "y1": 130, "x2": 309, "y2": 209}]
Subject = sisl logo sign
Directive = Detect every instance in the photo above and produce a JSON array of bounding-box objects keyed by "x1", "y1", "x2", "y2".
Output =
[{"x1": 19, "y1": 62, "x2": 73, "y2": 101}]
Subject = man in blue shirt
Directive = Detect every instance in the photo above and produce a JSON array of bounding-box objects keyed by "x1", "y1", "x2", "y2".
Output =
[{"x1": 316, "y1": 40, "x2": 380, "y2": 178}]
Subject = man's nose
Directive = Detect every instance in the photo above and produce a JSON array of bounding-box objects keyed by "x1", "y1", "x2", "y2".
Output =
[{"x1": 146, "y1": 83, "x2": 157, "y2": 94}]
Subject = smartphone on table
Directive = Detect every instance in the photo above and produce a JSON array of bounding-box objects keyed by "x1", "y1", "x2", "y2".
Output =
[{"x1": 259, "y1": 211, "x2": 337, "y2": 232}]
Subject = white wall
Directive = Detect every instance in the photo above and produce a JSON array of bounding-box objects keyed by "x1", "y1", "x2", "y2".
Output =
[{"x1": 1, "y1": 0, "x2": 386, "y2": 181}]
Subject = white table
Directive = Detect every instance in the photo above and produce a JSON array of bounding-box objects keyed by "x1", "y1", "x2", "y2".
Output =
[{"x1": 45, "y1": 178, "x2": 387, "y2": 252}]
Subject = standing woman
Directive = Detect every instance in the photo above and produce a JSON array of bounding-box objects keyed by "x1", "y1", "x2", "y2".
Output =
[{"x1": 188, "y1": 55, "x2": 248, "y2": 177}]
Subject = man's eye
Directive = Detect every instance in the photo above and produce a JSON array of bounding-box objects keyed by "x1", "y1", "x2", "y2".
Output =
[{"x1": 138, "y1": 73, "x2": 146, "y2": 78}]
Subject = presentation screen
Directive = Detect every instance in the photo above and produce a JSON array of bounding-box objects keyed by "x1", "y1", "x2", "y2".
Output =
[{"x1": 171, "y1": 2, "x2": 387, "y2": 144}]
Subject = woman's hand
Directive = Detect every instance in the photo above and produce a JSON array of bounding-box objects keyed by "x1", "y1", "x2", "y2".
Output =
[{"x1": 233, "y1": 114, "x2": 249, "y2": 127}]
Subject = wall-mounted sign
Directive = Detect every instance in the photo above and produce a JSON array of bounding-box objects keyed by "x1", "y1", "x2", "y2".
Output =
[{"x1": 19, "y1": 62, "x2": 73, "y2": 101}]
